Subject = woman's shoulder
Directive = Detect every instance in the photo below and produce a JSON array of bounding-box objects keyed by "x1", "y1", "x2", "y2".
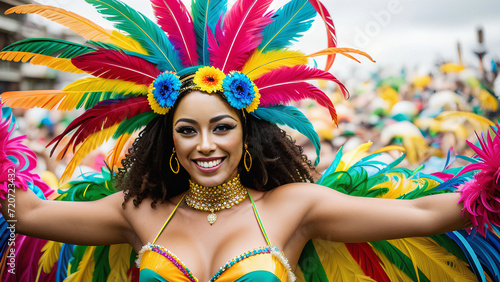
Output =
[{"x1": 257, "y1": 182, "x2": 334, "y2": 206}]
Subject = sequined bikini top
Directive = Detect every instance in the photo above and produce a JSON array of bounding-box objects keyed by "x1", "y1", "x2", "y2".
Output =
[{"x1": 136, "y1": 190, "x2": 296, "y2": 281}]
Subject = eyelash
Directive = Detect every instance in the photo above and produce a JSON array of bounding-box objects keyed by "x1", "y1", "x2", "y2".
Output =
[{"x1": 175, "y1": 124, "x2": 236, "y2": 135}]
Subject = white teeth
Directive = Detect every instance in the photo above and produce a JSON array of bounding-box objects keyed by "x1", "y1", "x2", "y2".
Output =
[{"x1": 196, "y1": 159, "x2": 222, "y2": 168}]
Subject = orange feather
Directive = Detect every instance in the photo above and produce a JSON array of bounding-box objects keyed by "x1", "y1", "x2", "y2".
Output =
[
  {"x1": 6, "y1": 4, "x2": 147, "y2": 54},
  {"x1": 0, "y1": 51, "x2": 84, "y2": 73}
]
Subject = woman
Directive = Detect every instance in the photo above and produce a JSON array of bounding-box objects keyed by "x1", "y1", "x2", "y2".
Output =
[{"x1": 0, "y1": 0, "x2": 499, "y2": 281}]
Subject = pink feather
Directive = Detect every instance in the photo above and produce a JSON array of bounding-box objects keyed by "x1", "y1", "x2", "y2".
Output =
[
  {"x1": 458, "y1": 129, "x2": 500, "y2": 236},
  {"x1": 208, "y1": 0, "x2": 273, "y2": 73},
  {"x1": 71, "y1": 49, "x2": 160, "y2": 85},
  {"x1": 2, "y1": 235, "x2": 48, "y2": 281},
  {"x1": 48, "y1": 97, "x2": 151, "y2": 159},
  {"x1": 151, "y1": 0, "x2": 198, "y2": 67},
  {"x1": 308, "y1": 0, "x2": 337, "y2": 71},
  {"x1": 0, "y1": 114, "x2": 49, "y2": 198},
  {"x1": 254, "y1": 65, "x2": 348, "y2": 124}
]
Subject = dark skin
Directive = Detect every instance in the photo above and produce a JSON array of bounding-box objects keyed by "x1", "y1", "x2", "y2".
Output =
[{"x1": 1, "y1": 91, "x2": 468, "y2": 281}]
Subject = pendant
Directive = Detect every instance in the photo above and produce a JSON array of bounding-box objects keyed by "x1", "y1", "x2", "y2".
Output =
[{"x1": 207, "y1": 211, "x2": 217, "y2": 225}]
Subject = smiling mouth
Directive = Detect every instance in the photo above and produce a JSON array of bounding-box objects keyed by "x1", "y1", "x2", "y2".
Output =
[{"x1": 195, "y1": 158, "x2": 223, "y2": 168}]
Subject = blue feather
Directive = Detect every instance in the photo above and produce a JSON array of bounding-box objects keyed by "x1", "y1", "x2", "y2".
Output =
[
  {"x1": 55, "y1": 244, "x2": 75, "y2": 282},
  {"x1": 258, "y1": 0, "x2": 316, "y2": 52},
  {"x1": 252, "y1": 105, "x2": 321, "y2": 165},
  {"x1": 0, "y1": 215, "x2": 9, "y2": 254},
  {"x1": 463, "y1": 231, "x2": 500, "y2": 280},
  {"x1": 446, "y1": 231, "x2": 487, "y2": 281},
  {"x1": 85, "y1": 0, "x2": 183, "y2": 72},
  {"x1": 191, "y1": 0, "x2": 228, "y2": 65}
]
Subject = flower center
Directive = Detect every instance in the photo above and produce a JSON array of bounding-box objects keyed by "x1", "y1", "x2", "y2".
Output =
[
  {"x1": 207, "y1": 77, "x2": 215, "y2": 82},
  {"x1": 236, "y1": 85, "x2": 243, "y2": 92}
]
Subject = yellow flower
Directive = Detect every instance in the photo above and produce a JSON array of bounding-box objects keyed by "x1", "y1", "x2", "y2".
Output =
[
  {"x1": 147, "y1": 82, "x2": 169, "y2": 115},
  {"x1": 193, "y1": 66, "x2": 225, "y2": 93},
  {"x1": 245, "y1": 85, "x2": 261, "y2": 113}
]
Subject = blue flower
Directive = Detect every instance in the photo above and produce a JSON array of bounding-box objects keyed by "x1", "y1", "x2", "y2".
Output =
[
  {"x1": 222, "y1": 72, "x2": 255, "y2": 110},
  {"x1": 152, "y1": 72, "x2": 181, "y2": 108}
]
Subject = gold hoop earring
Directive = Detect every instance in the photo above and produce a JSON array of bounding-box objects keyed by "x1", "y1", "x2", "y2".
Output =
[
  {"x1": 244, "y1": 144, "x2": 252, "y2": 172},
  {"x1": 170, "y1": 147, "x2": 180, "y2": 174}
]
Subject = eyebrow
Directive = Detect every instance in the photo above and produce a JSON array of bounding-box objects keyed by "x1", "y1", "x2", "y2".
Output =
[{"x1": 174, "y1": 115, "x2": 237, "y2": 126}]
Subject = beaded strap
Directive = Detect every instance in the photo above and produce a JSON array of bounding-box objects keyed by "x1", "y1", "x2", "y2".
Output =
[
  {"x1": 209, "y1": 246, "x2": 272, "y2": 281},
  {"x1": 136, "y1": 243, "x2": 198, "y2": 282}
]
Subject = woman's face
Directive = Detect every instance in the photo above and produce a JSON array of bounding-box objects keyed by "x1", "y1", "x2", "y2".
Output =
[{"x1": 172, "y1": 91, "x2": 243, "y2": 187}]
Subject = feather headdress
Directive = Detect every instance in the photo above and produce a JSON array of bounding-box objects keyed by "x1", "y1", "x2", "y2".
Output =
[{"x1": 1, "y1": 0, "x2": 373, "y2": 180}]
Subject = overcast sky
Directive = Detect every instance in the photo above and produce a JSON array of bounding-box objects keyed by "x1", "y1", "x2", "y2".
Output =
[{"x1": 34, "y1": 0, "x2": 500, "y2": 79}]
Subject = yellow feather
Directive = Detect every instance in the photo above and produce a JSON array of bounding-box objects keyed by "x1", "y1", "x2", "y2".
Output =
[
  {"x1": 241, "y1": 49, "x2": 307, "y2": 81},
  {"x1": 57, "y1": 77, "x2": 148, "y2": 111},
  {"x1": 65, "y1": 246, "x2": 96, "y2": 282},
  {"x1": 60, "y1": 124, "x2": 120, "y2": 184},
  {"x1": 6, "y1": 5, "x2": 147, "y2": 55},
  {"x1": 107, "y1": 244, "x2": 134, "y2": 282},
  {"x1": 63, "y1": 77, "x2": 148, "y2": 96},
  {"x1": 1, "y1": 90, "x2": 68, "y2": 110},
  {"x1": 479, "y1": 89, "x2": 499, "y2": 111},
  {"x1": 105, "y1": 133, "x2": 132, "y2": 172},
  {"x1": 38, "y1": 241, "x2": 62, "y2": 274},
  {"x1": 372, "y1": 145, "x2": 405, "y2": 154},
  {"x1": 0, "y1": 51, "x2": 84, "y2": 73},
  {"x1": 312, "y1": 239, "x2": 375, "y2": 281},
  {"x1": 335, "y1": 142, "x2": 373, "y2": 172},
  {"x1": 307, "y1": 47, "x2": 376, "y2": 63},
  {"x1": 436, "y1": 111, "x2": 495, "y2": 128},
  {"x1": 387, "y1": 237, "x2": 477, "y2": 281}
]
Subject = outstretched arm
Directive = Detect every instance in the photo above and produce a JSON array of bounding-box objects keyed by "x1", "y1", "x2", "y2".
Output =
[
  {"x1": 291, "y1": 184, "x2": 469, "y2": 243},
  {"x1": 0, "y1": 188, "x2": 134, "y2": 246}
]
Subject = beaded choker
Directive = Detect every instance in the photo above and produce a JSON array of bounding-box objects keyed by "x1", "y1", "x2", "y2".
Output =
[{"x1": 185, "y1": 175, "x2": 247, "y2": 225}]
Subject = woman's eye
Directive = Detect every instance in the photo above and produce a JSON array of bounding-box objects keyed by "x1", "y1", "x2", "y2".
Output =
[
  {"x1": 214, "y1": 124, "x2": 236, "y2": 132},
  {"x1": 176, "y1": 127, "x2": 196, "y2": 135}
]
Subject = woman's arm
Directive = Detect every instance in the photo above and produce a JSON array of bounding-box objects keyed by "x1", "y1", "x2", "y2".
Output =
[
  {"x1": 290, "y1": 184, "x2": 469, "y2": 243},
  {"x1": 0, "y1": 187, "x2": 134, "y2": 246}
]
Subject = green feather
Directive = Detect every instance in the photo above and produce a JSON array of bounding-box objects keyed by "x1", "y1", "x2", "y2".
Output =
[
  {"x1": 429, "y1": 234, "x2": 469, "y2": 262},
  {"x1": 113, "y1": 111, "x2": 156, "y2": 138},
  {"x1": 298, "y1": 240, "x2": 329, "y2": 282},
  {"x1": 85, "y1": 0, "x2": 183, "y2": 72},
  {"x1": 92, "y1": 246, "x2": 111, "y2": 282},
  {"x1": 69, "y1": 245, "x2": 89, "y2": 274},
  {"x1": 1, "y1": 38, "x2": 94, "y2": 58}
]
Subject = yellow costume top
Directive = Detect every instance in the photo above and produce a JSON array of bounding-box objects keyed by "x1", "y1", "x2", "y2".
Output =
[{"x1": 136, "y1": 191, "x2": 295, "y2": 281}]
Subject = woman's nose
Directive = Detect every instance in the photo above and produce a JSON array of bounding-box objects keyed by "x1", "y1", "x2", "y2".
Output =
[{"x1": 197, "y1": 132, "x2": 216, "y2": 153}]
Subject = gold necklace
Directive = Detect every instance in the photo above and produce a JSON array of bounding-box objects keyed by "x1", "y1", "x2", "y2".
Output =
[{"x1": 185, "y1": 175, "x2": 247, "y2": 225}]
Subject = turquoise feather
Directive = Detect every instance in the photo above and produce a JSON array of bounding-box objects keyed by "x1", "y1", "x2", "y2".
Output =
[
  {"x1": 252, "y1": 105, "x2": 320, "y2": 165},
  {"x1": 258, "y1": 0, "x2": 316, "y2": 52},
  {"x1": 85, "y1": 0, "x2": 183, "y2": 72},
  {"x1": 191, "y1": 0, "x2": 227, "y2": 65},
  {"x1": 55, "y1": 244, "x2": 75, "y2": 282}
]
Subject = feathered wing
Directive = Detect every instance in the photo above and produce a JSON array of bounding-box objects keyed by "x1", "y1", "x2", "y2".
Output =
[
  {"x1": 208, "y1": 0, "x2": 273, "y2": 72},
  {"x1": 5, "y1": 4, "x2": 147, "y2": 54},
  {"x1": 296, "y1": 142, "x2": 500, "y2": 282},
  {"x1": 252, "y1": 105, "x2": 321, "y2": 165},
  {"x1": 191, "y1": 0, "x2": 227, "y2": 65},
  {"x1": 151, "y1": 0, "x2": 198, "y2": 66},
  {"x1": 85, "y1": 0, "x2": 183, "y2": 71}
]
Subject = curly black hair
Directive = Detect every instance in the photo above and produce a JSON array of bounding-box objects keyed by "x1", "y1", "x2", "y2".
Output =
[{"x1": 117, "y1": 91, "x2": 315, "y2": 208}]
